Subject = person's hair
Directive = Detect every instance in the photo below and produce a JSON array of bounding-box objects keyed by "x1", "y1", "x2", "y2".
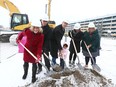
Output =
[
  {"x1": 63, "y1": 43, "x2": 68, "y2": 48},
  {"x1": 30, "y1": 26, "x2": 43, "y2": 33}
]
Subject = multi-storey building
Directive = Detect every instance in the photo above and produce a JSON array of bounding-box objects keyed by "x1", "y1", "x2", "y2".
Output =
[{"x1": 68, "y1": 14, "x2": 116, "y2": 37}]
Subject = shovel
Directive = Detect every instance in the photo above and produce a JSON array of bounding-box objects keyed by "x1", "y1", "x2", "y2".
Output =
[
  {"x1": 19, "y1": 42, "x2": 49, "y2": 73},
  {"x1": 83, "y1": 41, "x2": 101, "y2": 72},
  {"x1": 43, "y1": 53, "x2": 62, "y2": 72},
  {"x1": 70, "y1": 32, "x2": 83, "y2": 70}
]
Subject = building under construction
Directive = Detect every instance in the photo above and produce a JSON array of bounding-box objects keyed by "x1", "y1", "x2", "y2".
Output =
[{"x1": 69, "y1": 14, "x2": 116, "y2": 37}]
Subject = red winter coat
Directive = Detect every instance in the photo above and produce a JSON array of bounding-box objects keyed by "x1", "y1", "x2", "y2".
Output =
[{"x1": 17, "y1": 28, "x2": 44, "y2": 63}]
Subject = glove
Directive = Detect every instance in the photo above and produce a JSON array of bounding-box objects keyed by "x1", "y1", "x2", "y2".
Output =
[
  {"x1": 59, "y1": 49, "x2": 63, "y2": 58},
  {"x1": 35, "y1": 55, "x2": 41, "y2": 63},
  {"x1": 87, "y1": 44, "x2": 92, "y2": 49},
  {"x1": 16, "y1": 39, "x2": 21, "y2": 44}
]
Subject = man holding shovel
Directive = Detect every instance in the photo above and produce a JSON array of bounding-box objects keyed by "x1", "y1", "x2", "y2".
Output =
[
  {"x1": 50, "y1": 20, "x2": 68, "y2": 71},
  {"x1": 37, "y1": 16, "x2": 52, "y2": 73}
]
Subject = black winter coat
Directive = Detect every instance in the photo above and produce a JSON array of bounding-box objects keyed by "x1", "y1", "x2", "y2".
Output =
[
  {"x1": 50, "y1": 24, "x2": 65, "y2": 58},
  {"x1": 42, "y1": 24, "x2": 52, "y2": 52},
  {"x1": 69, "y1": 30, "x2": 83, "y2": 53}
]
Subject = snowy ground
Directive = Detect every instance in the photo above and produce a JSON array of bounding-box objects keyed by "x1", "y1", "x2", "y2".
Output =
[{"x1": 0, "y1": 37, "x2": 116, "y2": 87}]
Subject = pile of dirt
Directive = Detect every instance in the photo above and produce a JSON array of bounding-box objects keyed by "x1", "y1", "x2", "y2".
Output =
[{"x1": 25, "y1": 68, "x2": 115, "y2": 87}]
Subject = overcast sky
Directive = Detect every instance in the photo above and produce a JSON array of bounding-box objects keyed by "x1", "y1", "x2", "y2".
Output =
[{"x1": 0, "y1": 0, "x2": 116, "y2": 27}]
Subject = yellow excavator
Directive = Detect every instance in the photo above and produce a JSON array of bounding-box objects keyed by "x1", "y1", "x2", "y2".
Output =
[
  {"x1": 0, "y1": 0, "x2": 55, "y2": 44},
  {"x1": 0, "y1": 0, "x2": 30, "y2": 30},
  {"x1": 0, "y1": 0, "x2": 30, "y2": 43},
  {"x1": 47, "y1": 0, "x2": 56, "y2": 29}
]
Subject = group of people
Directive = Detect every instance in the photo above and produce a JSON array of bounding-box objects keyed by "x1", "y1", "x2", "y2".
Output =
[
  {"x1": 16, "y1": 16, "x2": 100, "y2": 83},
  {"x1": 68, "y1": 22, "x2": 100, "y2": 68}
]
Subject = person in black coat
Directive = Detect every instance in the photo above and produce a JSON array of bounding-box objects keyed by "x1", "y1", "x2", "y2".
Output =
[
  {"x1": 37, "y1": 17, "x2": 52, "y2": 73},
  {"x1": 50, "y1": 21, "x2": 68, "y2": 65},
  {"x1": 68, "y1": 23, "x2": 83, "y2": 66}
]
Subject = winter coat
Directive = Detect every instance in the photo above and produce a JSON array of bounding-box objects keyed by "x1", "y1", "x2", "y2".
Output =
[
  {"x1": 59, "y1": 48, "x2": 68, "y2": 59},
  {"x1": 50, "y1": 24, "x2": 65, "y2": 58},
  {"x1": 42, "y1": 24, "x2": 52, "y2": 52},
  {"x1": 17, "y1": 28, "x2": 44, "y2": 63},
  {"x1": 18, "y1": 32, "x2": 27, "y2": 53},
  {"x1": 81, "y1": 30, "x2": 100, "y2": 57},
  {"x1": 69, "y1": 30, "x2": 83, "y2": 53}
]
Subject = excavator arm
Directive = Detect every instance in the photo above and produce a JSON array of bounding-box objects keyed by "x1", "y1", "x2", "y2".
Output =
[
  {"x1": 0, "y1": 0, "x2": 30, "y2": 30},
  {"x1": 47, "y1": 0, "x2": 56, "y2": 28},
  {"x1": 0, "y1": 0, "x2": 20, "y2": 16}
]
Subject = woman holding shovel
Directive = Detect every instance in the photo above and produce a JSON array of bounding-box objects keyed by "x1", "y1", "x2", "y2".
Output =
[
  {"x1": 68, "y1": 23, "x2": 83, "y2": 67},
  {"x1": 81, "y1": 22, "x2": 100, "y2": 69},
  {"x1": 16, "y1": 20, "x2": 44, "y2": 83}
]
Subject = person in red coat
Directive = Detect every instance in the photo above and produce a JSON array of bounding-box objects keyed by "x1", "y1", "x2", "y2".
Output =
[{"x1": 17, "y1": 21, "x2": 44, "y2": 83}]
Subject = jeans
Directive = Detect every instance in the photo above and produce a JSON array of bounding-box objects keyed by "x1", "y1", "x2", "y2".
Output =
[
  {"x1": 60, "y1": 58, "x2": 65, "y2": 69},
  {"x1": 52, "y1": 57, "x2": 56, "y2": 65}
]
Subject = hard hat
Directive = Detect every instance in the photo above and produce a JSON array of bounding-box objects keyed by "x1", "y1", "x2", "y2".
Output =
[
  {"x1": 73, "y1": 23, "x2": 81, "y2": 29},
  {"x1": 41, "y1": 14, "x2": 49, "y2": 21},
  {"x1": 88, "y1": 22, "x2": 96, "y2": 28},
  {"x1": 63, "y1": 20, "x2": 69, "y2": 24},
  {"x1": 31, "y1": 20, "x2": 41, "y2": 27}
]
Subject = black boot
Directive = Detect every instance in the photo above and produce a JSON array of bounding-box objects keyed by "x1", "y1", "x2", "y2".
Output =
[
  {"x1": 36, "y1": 63, "x2": 42, "y2": 74},
  {"x1": 36, "y1": 68, "x2": 42, "y2": 74},
  {"x1": 22, "y1": 62, "x2": 29, "y2": 80},
  {"x1": 32, "y1": 63, "x2": 37, "y2": 83},
  {"x1": 32, "y1": 77, "x2": 38, "y2": 83}
]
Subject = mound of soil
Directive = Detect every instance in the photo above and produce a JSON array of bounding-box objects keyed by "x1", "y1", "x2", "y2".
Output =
[{"x1": 24, "y1": 68, "x2": 115, "y2": 87}]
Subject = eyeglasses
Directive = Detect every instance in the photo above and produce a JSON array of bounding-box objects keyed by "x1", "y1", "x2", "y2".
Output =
[{"x1": 43, "y1": 20, "x2": 48, "y2": 22}]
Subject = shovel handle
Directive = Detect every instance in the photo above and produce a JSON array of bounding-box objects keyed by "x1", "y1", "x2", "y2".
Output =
[
  {"x1": 83, "y1": 41, "x2": 95, "y2": 64},
  {"x1": 43, "y1": 53, "x2": 52, "y2": 62},
  {"x1": 70, "y1": 32, "x2": 80, "y2": 63},
  {"x1": 19, "y1": 42, "x2": 49, "y2": 71},
  {"x1": 20, "y1": 42, "x2": 37, "y2": 60}
]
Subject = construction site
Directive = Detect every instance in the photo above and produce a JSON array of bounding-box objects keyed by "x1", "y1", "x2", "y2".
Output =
[{"x1": 0, "y1": 0, "x2": 116, "y2": 87}]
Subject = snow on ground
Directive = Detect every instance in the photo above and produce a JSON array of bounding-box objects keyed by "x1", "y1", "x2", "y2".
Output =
[{"x1": 0, "y1": 37, "x2": 116, "y2": 87}]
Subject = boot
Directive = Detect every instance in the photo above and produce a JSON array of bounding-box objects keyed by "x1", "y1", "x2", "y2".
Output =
[
  {"x1": 72, "y1": 61, "x2": 75, "y2": 65},
  {"x1": 32, "y1": 77, "x2": 38, "y2": 83},
  {"x1": 36, "y1": 63, "x2": 42, "y2": 74},
  {"x1": 22, "y1": 62, "x2": 28, "y2": 80},
  {"x1": 36, "y1": 68, "x2": 42, "y2": 74},
  {"x1": 32, "y1": 63, "x2": 37, "y2": 83},
  {"x1": 72, "y1": 61, "x2": 75, "y2": 67},
  {"x1": 69, "y1": 60, "x2": 71, "y2": 67}
]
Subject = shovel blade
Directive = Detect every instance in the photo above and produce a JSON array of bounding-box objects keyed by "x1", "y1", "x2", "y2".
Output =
[
  {"x1": 52, "y1": 64, "x2": 62, "y2": 72},
  {"x1": 44, "y1": 70, "x2": 55, "y2": 76},
  {"x1": 76, "y1": 63, "x2": 84, "y2": 70},
  {"x1": 92, "y1": 64, "x2": 101, "y2": 72}
]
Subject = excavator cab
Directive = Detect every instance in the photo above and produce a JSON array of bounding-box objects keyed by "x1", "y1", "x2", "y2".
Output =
[{"x1": 11, "y1": 13, "x2": 30, "y2": 31}]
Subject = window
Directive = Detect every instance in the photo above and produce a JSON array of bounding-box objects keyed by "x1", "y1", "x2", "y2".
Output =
[
  {"x1": 113, "y1": 16, "x2": 116, "y2": 19},
  {"x1": 23, "y1": 16, "x2": 28, "y2": 24},
  {"x1": 103, "y1": 21, "x2": 111, "y2": 23},
  {"x1": 112, "y1": 24, "x2": 116, "y2": 26},
  {"x1": 12, "y1": 15, "x2": 22, "y2": 24},
  {"x1": 111, "y1": 28, "x2": 116, "y2": 30},
  {"x1": 112, "y1": 20, "x2": 116, "y2": 22},
  {"x1": 103, "y1": 24, "x2": 110, "y2": 27}
]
